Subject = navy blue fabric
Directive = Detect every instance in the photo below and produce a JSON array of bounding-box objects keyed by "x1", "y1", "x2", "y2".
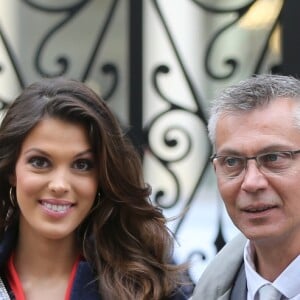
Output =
[
  {"x1": 69, "y1": 261, "x2": 100, "y2": 300},
  {"x1": 0, "y1": 225, "x2": 17, "y2": 268}
]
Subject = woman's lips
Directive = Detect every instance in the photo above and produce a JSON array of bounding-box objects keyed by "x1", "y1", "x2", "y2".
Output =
[{"x1": 39, "y1": 199, "x2": 74, "y2": 217}]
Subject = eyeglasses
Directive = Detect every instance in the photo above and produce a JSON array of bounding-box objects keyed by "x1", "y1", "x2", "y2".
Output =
[{"x1": 210, "y1": 150, "x2": 300, "y2": 179}]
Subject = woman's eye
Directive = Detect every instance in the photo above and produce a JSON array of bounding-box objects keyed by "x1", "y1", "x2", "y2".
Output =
[
  {"x1": 28, "y1": 157, "x2": 49, "y2": 169},
  {"x1": 73, "y1": 159, "x2": 94, "y2": 171}
]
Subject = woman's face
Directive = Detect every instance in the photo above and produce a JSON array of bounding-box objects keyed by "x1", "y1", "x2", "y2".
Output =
[{"x1": 10, "y1": 117, "x2": 98, "y2": 242}]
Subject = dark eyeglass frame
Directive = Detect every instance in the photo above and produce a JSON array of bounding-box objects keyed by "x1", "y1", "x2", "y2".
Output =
[{"x1": 210, "y1": 149, "x2": 300, "y2": 178}]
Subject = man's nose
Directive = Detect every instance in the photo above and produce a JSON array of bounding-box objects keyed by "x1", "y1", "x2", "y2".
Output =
[{"x1": 241, "y1": 160, "x2": 268, "y2": 192}]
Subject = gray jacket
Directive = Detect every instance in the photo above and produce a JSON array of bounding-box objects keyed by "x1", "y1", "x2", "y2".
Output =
[{"x1": 191, "y1": 234, "x2": 247, "y2": 300}]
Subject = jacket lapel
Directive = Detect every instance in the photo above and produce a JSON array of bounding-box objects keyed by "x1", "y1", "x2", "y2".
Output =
[
  {"x1": 229, "y1": 263, "x2": 247, "y2": 300},
  {"x1": 70, "y1": 261, "x2": 101, "y2": 300}
]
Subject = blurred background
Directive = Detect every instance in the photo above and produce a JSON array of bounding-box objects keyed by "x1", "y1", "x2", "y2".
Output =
[{"x1": 0, "y1": 0, "x2": 297, "y2": 283}]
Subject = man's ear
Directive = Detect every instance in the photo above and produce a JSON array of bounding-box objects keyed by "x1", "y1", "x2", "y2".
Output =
[{"x1": 9, "y1": 174, "x2": 16, "y2": 186}]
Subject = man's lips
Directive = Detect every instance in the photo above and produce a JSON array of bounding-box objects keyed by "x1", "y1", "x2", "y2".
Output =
[{"x1": 242, "y1": 204, "x2": 278, "y2": 213}]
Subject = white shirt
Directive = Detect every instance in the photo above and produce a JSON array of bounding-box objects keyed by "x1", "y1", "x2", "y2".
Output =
[{"x1": 244, "y1": 240, "x2": 300, "y2": 299}]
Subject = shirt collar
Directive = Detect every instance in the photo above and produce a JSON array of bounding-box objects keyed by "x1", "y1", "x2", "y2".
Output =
[
  {"x1": 244, "y1": 239, "x2": 300, "y2": 299},
  {"x1": 244, "y1": 240, "x2": 268, "y2": 299}
]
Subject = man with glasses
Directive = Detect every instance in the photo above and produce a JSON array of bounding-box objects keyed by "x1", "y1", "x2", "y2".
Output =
[{"x1": 192, "y1": 74, "x2": 300, "y2": 300}]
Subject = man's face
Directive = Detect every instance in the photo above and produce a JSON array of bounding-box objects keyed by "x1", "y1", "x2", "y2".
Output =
[{"x1": 214, "y1": 98, "x2": 300, "y2": 246}]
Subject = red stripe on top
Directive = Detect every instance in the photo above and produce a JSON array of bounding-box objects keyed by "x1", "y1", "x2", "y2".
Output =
[
  {"x1": 7, "y1": 253, "x2": 81, "y2": 300},
  {"x1": 7, "y1": 254, "x2": 26, "y2": 300},
  {"x1": 64, "y1": 255, "x2": 81, "y2": 300}
]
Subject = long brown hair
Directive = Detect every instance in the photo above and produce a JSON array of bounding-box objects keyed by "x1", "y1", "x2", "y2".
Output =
[{"x1": 0, "y1": 77, "x2": 185, "y2": 299}]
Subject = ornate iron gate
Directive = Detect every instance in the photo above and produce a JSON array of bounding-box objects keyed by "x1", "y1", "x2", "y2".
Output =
[{"x1": 0, "y1": 0, "x2": 288, "y2": 282}]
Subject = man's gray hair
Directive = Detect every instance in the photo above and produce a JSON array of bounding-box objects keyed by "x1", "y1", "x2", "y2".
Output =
[{"x1": 208, "y1": 74, "x2": 300, "y2": 145}]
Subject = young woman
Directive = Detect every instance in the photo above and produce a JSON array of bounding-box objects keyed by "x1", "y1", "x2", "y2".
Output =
[{"x1": 0, "y1": 77, "x2": 191, "y2": 300}]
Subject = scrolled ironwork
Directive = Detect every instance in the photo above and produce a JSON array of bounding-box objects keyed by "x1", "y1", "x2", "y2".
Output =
[
  {"x1": 253, "y1": 7, "x2": 283, "y2": 74},
  {"x1": 0, "y1": 24, "x2": 25, "y2": 89},
  {"x1": 0, "y1": 98, "x2": 9, "y2": 110},
  {"x1": 22, "y1": 0, "x2": 120, "y2": 82},
  {"x1": 148, "y1": 61, "x2": 210, "y2": 211},
  {"x1": 149, "y1": 0, "x2": 211, "y2": 230},
  {"x1": 201, "y1": 1, "x2": 256, "y2": 79},
  {"x1": 23, "y1": 0, "x2": 91, "y2": 77},
  {"x1": 191, "y1": 0, "x2": 256, "y2": 13},
  {"x1": 190, "y1": 0, "x2": 282, "y2": 79},
  {"x1": 81, "y1": 0, "x2": 119, "y2": 82},
  {"x1": 100, "y1": 63, "x2": 119, "y2": 101},
  {"x1": 151, "y1": 1, "x2": 205, "y2": 119},
  {"x1": 188, "y1": 250, "x2": 206, "y2": 264},
  {"x1": 146, "y1": 111, "x2": 194, "y2": 209}
]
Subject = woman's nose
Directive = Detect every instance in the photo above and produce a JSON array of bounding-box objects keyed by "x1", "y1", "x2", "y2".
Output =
[{"x1": 48, "y1": 170, "x2": 70, "y2": 195}]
